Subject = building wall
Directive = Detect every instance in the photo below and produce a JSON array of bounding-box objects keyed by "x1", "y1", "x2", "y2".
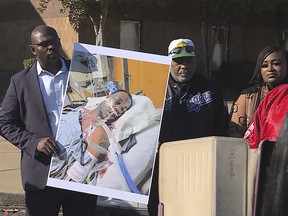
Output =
[
  {"x1": 0, "y1": 0, "x2": 77, "y2": 69},
  {"x1": 0, "y1": 0, "x2": 78, "y2": 100},
  {"x1": 229, "y1": 26, "x2": 278, "y2": 61},
  {"x1": 0, "y1": 0, "x2": 281, "y2": 101},
  {"x1": 105, "y1": 3, "x2": 279, "y2": 73}
]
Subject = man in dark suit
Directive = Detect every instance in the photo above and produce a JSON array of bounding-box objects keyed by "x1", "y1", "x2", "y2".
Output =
[{"x1": 0, "y1": 25, "x2": 97, "y2": 216}]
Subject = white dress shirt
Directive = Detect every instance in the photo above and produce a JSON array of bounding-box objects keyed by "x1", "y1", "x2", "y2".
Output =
[{"x1": 37, "y1": 58, "x2": 69, "y2": 138}]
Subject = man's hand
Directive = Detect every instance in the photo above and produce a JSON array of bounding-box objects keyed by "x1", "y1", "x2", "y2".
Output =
[{"x1": 37, "y1": 137, "x2": 59, "y2": 157}]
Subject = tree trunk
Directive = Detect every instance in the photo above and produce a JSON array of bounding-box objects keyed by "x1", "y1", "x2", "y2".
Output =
[
  {"x1": 276, "y1": 6, "x2": 288, "y2": 48},
  {"x1": 89, "y1": 0, "x2": 109, "y2": 46},
  {"x1": 96, "y1": 0, "x2": 109, "y2": 46},
  {"x1": 200, "y1": 19, "x2": 221, "y2": 78},
  {"x1": 201, "y1": 21, "x2": 208, "y2": 77},
  {"x1": 275, "y1": 6, "x2": 285, "y2": 47},
  {"x1": 200, "y1": 2, "x2": 231, "y2": 78},
  {"x1": 200, "y1": 2, "x2": 209, "y2": 77}
]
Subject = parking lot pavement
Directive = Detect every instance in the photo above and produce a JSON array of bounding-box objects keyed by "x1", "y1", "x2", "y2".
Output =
[
  {"x1": 0, "y1": 136, "x2": 25, "y2": 215},
  {"x1": 0, "y1": 137, "x2": 23, "y2": 194}
]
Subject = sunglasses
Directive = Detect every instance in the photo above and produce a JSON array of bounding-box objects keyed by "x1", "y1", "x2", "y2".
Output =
[
  {"x1": 169, "y1": 46, "x2": 194, "y2": 55},
  {"x1": 32, "y1": 38, "x2": 60, "y2": 48}
]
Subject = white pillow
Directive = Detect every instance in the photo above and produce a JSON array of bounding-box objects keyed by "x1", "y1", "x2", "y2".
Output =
[{"x1": 111, "y1": 95, "x2": 161, "y2": 142}]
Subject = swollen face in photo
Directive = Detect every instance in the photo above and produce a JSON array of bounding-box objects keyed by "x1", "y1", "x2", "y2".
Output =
[{"x1": 98, "y1": 91, "x2": 132, "y2": 122}]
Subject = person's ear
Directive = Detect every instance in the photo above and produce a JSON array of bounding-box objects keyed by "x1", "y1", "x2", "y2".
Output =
[{"x1": 30, "y1": 45, "x2": 37, "y2": 56}]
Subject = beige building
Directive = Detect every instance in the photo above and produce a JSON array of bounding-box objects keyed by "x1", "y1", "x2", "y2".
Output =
[
  {"x1": 0, "y1": 0, "x2": 78, "y2": 100},
  {"x1": 0, "y1": 0, "x2": 282, "y2": 101}
]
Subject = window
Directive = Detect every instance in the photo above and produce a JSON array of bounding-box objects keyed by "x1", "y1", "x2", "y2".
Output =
[
  {"x1": 212, "y1": 27, "x2": 229, "y2": 70},
  {"x1": 120, "y1": 21, "x2": 141, "y2": 51}
]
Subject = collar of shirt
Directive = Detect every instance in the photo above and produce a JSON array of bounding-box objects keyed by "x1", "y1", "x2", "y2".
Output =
[
  {"x1": 36, "y1": 58, "x2": 68, "y2": 76},
  {"x1": 167, "y1": 74, "x2": 190, "y2": 99}
]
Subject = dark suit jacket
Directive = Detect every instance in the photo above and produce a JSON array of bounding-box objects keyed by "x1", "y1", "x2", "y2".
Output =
[{"x1": 0, "y1": 59, "x2": 70, "y2": 191}]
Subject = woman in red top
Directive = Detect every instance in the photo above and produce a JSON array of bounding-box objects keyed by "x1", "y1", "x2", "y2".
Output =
[{"x1": 244, "y1": 84, "x2": 288, "y2": 148}]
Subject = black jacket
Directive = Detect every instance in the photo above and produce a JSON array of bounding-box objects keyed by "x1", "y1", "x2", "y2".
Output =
[
  {"x1": 0, "y1": 58, "x2": 70, "y2": 191},
  {"x1": 159, "y1": 73, "x2": 229, "y2": 144}
]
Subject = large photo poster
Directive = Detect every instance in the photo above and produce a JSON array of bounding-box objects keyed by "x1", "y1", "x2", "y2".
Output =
[{"x1": 47, "y1": 43, "x2": 171, "y2": 204}]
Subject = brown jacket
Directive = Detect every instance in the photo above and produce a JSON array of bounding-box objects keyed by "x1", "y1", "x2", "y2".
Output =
[{"x1": 228, "y1": 84, "x2": 269, "y2": 137}]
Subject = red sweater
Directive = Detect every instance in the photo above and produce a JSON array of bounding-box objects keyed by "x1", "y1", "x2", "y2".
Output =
[{"x1": 244, "y1": 84, "x2": 288, "y2": 148}]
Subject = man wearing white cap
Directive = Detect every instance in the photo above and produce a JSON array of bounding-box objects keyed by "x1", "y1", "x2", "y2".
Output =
[{"x1": 148, "y1": 39, "x2": 229, "y2": 215}]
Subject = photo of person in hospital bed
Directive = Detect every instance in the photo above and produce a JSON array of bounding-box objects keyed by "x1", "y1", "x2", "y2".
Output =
[{"x1": 49, "y1": 89, "x2": 161, "y2": 195}]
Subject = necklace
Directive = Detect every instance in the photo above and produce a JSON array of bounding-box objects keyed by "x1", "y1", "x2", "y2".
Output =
[{"x1": 179, "y1": 92, "x2": 188, "y2": 104}]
